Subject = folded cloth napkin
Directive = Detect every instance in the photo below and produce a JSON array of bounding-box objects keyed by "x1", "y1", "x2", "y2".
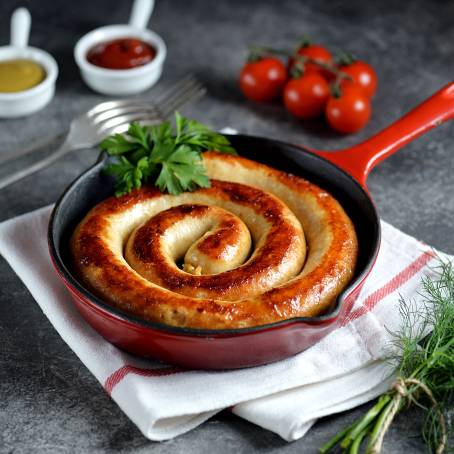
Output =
[{"x1": 0, "y1": 205, "x2": 448, "y2": 442}]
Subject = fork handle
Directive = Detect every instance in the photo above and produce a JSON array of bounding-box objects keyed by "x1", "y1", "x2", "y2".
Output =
[{"x1": 0, "y1": 135, "x2": 72, "y2": 191}]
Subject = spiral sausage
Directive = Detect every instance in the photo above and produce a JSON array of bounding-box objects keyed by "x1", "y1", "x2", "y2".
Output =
[{"x1": 70, "y1": 152, "x2": 358, "y2": 329}]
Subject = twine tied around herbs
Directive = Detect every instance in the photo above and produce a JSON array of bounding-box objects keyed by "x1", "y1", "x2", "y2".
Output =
[{"x1": 369, "y1": 377, "x2": 447, "y2": 454}]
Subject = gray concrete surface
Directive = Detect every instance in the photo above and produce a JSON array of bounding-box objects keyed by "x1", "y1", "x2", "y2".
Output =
[{"x1": 0, "y1": 0, "x2": 453, "y2": 452}]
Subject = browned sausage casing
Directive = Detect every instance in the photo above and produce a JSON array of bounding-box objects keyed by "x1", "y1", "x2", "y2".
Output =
[{"x1": 70, "y1": 152, "x2": 358, "y2": 329}]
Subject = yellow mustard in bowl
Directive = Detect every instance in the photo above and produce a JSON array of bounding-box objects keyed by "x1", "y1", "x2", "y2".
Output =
[{"x1": 0, "y1": 59, "x2": 46, "y2": 92}]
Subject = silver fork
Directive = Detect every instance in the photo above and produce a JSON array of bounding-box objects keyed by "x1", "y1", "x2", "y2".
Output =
[{"x1": 0, "y1": 76, "x2": 206, "y2": 190}]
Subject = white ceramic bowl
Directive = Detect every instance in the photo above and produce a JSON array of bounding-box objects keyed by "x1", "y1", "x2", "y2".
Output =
[
  {"x1": 0, "y1": 46, "x2": 58, "y2": 118},
  {"x1": 74, "y1": 25, "x2": 166, "y2": 96},
  {"x1": 0, "y1": 8, "x2": 58, "y2": 118}
]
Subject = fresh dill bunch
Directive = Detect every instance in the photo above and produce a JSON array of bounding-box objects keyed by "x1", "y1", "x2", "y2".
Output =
[
  {"x1": 392, "y1": 260, "x2": 454, "y2": 451},
  {"x1": 320, "y1": 258, "x2": 454, "y2": 454}
]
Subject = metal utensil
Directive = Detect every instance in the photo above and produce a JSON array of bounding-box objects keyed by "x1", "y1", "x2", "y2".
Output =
[{"x1": 0, "y1": 76, "x2": 206, "y2": 190}]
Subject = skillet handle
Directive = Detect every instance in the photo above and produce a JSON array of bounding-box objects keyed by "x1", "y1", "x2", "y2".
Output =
[{"x1": 313, "y1": 81, "x2": 454, "y2": 187}]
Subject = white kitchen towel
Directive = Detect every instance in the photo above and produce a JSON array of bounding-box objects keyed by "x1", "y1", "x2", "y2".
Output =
[{"x1": 0, "y1": 205, "x2": 447, "y2": 442}]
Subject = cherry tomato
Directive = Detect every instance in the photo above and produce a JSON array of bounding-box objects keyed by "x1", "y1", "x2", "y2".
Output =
[
  {"x1": 239, "y1": 58, "x2": 287, "y2": 102},
  {"x1": 288, "y1": 44, "x2": 333, "y2": 77},
  {"x1": 339, "y1": 60, "x2": 377, "y2": 98},
  {"x1": 325, "y1": 87, "x2": 371, "y2": 133},
  {"x1": 283, "y1": 73, "x2": 330, "y2": 119}
]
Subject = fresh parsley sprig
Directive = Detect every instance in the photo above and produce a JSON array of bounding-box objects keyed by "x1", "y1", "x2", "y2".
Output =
[{"x1": 100, "y1": 112, "x2": 236, "y2": 196}]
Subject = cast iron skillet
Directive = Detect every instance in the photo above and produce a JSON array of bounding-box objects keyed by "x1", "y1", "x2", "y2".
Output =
[{"x1": 49, "y1": 82, "x2": 454, "y2": 369}]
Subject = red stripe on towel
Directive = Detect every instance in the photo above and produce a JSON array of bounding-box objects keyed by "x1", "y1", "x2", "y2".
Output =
[
  {"x1": 104, "y1": 365, "x2": 186, "y2": 394},
  {"x1": 342, "y1": 250, "x2": 434, "y2": 326}
]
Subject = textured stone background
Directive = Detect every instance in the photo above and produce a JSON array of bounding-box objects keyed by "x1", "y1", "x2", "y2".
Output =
[{"x1": 0, "y1": 0, "x2": 453, "y2": 452}]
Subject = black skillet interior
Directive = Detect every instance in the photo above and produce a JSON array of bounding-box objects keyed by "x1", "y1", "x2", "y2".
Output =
[{"x1": 49, "y1": 134, "x2": 380, "y2": 334}]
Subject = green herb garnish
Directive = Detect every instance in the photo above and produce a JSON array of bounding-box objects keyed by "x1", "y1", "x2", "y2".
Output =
[
  {"x1": 100, "y1": 112, "x2": 236, "y2": 196},
  {"x1": 320, "y1": 258, "x2": 454, "y2": 454}
]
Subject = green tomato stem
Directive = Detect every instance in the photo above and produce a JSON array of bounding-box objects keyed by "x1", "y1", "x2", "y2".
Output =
[{"x1": 247, "y1": 45, "x2": 351, "y2": 81}]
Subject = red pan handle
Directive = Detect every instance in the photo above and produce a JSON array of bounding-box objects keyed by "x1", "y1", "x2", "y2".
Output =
[{"x1": 313, "y1": 81, "x2": 454, "y2": 188}]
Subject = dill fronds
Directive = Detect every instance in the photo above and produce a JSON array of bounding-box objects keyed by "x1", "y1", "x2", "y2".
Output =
[{"x1": 320, "y1": 258, "x2": 454, "y2": 454}]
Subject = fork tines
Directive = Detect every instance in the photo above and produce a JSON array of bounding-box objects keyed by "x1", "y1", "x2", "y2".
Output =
[{"x1": 88, "y1": 76, "x2": 206, "y2": 137}]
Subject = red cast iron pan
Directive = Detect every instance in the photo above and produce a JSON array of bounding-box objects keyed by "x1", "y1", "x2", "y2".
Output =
[{"x1": 48, "y1": 82, "x2": 454, "y2": 369}]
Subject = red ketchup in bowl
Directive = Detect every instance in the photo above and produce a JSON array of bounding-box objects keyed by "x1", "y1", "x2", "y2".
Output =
[{"x1": 86, "y1": 38, "x2": 156, "y2": 70}]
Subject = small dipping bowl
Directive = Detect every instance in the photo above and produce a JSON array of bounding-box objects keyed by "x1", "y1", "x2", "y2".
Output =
[
  {"x1": 0, "y1": 8, "x2": 58, "y2": 118},
  {"x1": 74, "y1": 0, "x2": 166, "y2": 96}
]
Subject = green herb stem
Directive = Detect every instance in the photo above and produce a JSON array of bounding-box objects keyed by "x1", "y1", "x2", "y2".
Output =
[
  {"x1": 319, "y1": 420, "x2": 358, "y2": 453},
  {"x1": 340, "y1": 395, "x2": 392, "y2": 449},
  {"x1": 365, "y1": 395, "x2": 401, "y2": 454},
  {"x1": 349, "y1": 426, "x2": 369, "y2": 454}
]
